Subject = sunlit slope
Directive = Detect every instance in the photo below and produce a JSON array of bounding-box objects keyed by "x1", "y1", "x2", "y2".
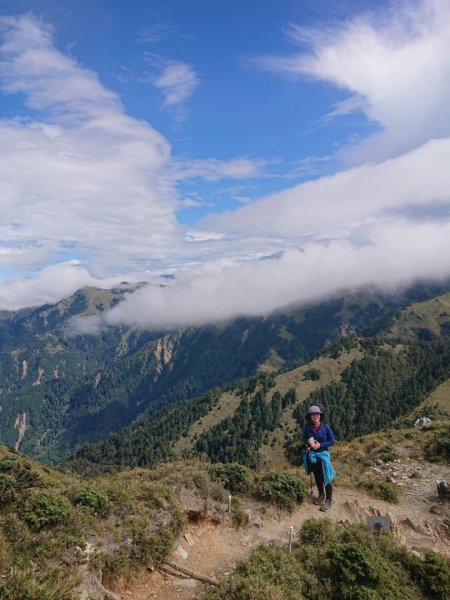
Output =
[
  {"x1": 389, "y1": 290, "x2": 450, "y2": 341},
  {"x1": 69, "y1": 324, "x2": 450, "y2": 474},
  {"x1": 2, "y1": 279, "x2": 450, "y2": 466}
]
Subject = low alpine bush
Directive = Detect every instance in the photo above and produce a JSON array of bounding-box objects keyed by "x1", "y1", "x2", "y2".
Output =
[
  {"x1": 26, "y1": 493, "x2": 72, "y2": 531},
  {"x1": 254, "y1": 472, "x2": 307, "y2": 511}
]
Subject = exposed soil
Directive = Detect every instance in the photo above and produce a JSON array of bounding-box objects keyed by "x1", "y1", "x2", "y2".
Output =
[{"x1": 111, "y1": 457, "x2": 449, "y2": 600}]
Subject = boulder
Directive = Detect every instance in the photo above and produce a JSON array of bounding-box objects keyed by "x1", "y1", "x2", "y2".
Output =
[
  {"x1": 436, "y1": 480, "x2": 450, "y2": 500},
  {"x1": 414, "y1": 417, "x2": 433, "y2": 428}
]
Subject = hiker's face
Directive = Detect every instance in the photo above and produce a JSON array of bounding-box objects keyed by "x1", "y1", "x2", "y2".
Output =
[{"x1": 311, "y1": 413, "x2": 321, "y2": 423}]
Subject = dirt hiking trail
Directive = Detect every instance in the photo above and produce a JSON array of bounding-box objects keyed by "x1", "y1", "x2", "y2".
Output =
[{"x1": 112, "y1": 456, "x2": 449, "y2": 600}]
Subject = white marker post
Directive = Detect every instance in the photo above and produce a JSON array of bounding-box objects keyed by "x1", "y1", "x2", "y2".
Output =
[
  {"x1": 228, "y1": 495, "x2": 232, "y2": 517},
  {"x1": 288, "y1": 526, "x2": 293, "y2": 553}
]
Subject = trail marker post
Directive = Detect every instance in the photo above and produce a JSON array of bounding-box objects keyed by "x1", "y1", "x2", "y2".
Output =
[
  {"x1": 288, "y1": 526, "x2": 294, "y2": 553},
  {"x1": 366, "y1": 516, "x2": 391, "y2": 534}
]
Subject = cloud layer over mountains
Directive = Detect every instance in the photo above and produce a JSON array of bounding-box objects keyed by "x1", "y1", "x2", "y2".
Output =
[{"x1": 1, "y1": 2, "x2": 450, "y2": 329}]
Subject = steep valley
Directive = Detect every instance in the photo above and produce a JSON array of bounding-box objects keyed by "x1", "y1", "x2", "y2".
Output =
[
  {"x1": 3, "y1": 281, "x2": 447, "y2": 463},
  {"x1": 0, "y1": 282, "x2": 450, "y2": 599}
]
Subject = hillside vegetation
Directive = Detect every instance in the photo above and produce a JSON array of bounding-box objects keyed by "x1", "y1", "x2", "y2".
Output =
[
  {"x1": 0, "y1": 443, "x2": 210, "y2": 599},
  {"x1": 67, "y1": 324, "x2": 450, "y2": 475},
  {"x1": 2, "y1": 414, "x2": 449, "y2": 600},
  {"x1": 206, "y1": 519, "x2": 450, "y2": 600},
  {"x1": 2, "y1": 304, "x2": 450, "y2": 599},
  {"x1": 1, "y1": 281, "x2": 449, "y2": 465},
  {"x1": 0, "y1": 443, "x2": 317, "y2": 599},
  {"x1": 0, "y1": 444, "x2": 186, "y2": 599}
]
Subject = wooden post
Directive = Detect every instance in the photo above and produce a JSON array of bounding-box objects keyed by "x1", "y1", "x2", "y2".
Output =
[
  {"x1": 228, "y1": 494, "x2": 232, "y2": 516},
  {"x1": 288, "y1": 526, "x2": 293, "y2": 553}
]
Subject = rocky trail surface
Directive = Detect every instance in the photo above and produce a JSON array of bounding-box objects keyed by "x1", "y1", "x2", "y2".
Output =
[{"x1": 111, "y1": 457, "x2": 449, "y2": 600}]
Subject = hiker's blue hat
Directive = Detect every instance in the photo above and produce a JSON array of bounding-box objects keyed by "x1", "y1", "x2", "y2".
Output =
[{"x1": 305, "y1": 405, "x2": 324, "y2": 419}]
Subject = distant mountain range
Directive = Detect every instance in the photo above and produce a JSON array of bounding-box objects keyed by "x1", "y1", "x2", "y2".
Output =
[{"x1": 1, "y1": 278, "x2": 449, "y2": 465}]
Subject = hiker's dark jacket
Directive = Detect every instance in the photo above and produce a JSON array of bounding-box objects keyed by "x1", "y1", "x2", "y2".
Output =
[{"x1": 302, "y1": 422, "x2": 336, "y2": 450}]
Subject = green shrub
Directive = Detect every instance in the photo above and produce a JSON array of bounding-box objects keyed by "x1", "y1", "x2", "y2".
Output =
[
  {"x1": 299, "y1": 517, "x2": 335, "y2": 546},
  {"x1": 377, "y1": 445, "x2": 399, "y2": 463},
  {"x1": 255, "y1": 472, "x2": 307, "y2": 511},
  {"x1": 99, "y1": 522, "x2": 175, "y2": 581},
  {"x1": 284, "y1": 440, "x2": 304, "y2": 466},
  {"x1": 231, "y1": 497, "x2": 249, "y2": 527},
  {"x1": 206, "y1": 545, "x2": 306, "y2": 600},
  {"x1": 0, "y1": 456, "x2": 18, "y2": 472},
  {"x1": 209, "y1": 463, "x2": 252, "y2": 494},
  {"x1": 0, "y1": 457, "x2": 43, "y2": 505},
  {"x1": 132, "y1": 526, "x2": 174, "y2": 566},
  {"x1": 409, "y1": 551, "x2": 450, "y2": 600},
  {"x1": 325, "y1": 541, "x2": 404, "y2": 599},
  {"x1": 303, "y1": 368, "x2": 321, "y2": 381},
  {"x1": 359, "y1": 477, "x2": 400, "y2": 503},
  {"x1": 430, "y1": 423, "x2": 450, "y2": 461},
  {"x1": 26, "y1": 493, "x2": 72, "y2": 531},
  {"x1": 74, "y1": 487, "x2": 109, "y2": 513},
  {"x1": 192, "y1": 472, "x2": 210, "y2": 498},
  {"x1": 0, "y1": 474, "x2": 17, "y2": 504},
  {"x1": 95, "y1": 545, "x2": 132, "y2": 582}
]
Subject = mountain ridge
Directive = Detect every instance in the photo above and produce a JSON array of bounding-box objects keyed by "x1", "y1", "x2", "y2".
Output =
[{"x1": 1, "y1": 279, "x2": 450, "y2": 465}]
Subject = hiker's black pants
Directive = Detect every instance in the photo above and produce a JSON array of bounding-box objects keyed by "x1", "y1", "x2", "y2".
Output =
[{"x1": 311, "y1": 459, "x2": 332, "y2": 499}]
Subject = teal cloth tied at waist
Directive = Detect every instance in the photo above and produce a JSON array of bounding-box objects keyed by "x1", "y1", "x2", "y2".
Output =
[{"x1": 303, "y1": 449, "x2": 336, "y2": 485}]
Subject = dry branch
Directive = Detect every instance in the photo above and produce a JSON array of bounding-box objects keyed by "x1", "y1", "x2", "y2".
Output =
[{"x1": 160, "y1": 560, "x2": 218, "y2": 586}]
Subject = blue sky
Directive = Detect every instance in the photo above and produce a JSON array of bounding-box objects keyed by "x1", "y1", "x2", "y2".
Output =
[{"x1": 1, "y1": 1, "x2": 450, "y2": 327}]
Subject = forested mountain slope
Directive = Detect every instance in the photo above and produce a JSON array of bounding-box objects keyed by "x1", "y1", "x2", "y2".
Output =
[
  {"x1": 0, "y1": 280, "x2": 449, "y2": 465},
  {"x1": 68, "y1": 330, "x2": 450, "y2": 474}
]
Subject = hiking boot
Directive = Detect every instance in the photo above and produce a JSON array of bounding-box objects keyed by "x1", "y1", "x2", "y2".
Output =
[
  {"x1": 313, "y1": 493, "x2": 325, "y2": 505},
  {"x1": 320, "y1": 498, "x2": 333, "y2": 512}
]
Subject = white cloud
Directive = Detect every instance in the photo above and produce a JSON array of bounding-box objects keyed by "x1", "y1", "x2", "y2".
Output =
[
  {"x1": 153, "y1": 60, "x2": 199, "y2": 108},
  {"x1": 170, "y1": 156, "x2": 270, "y2": 181},
  {"x1": 83, "y1": 219, "x2": 450, "y2": 331},
  {"x1": 259, "y1": 0, "x2": 450, "y2": 162},
  {"x1": 0, "y1": 262, "x2": 129, "y2": 311},
  {"x1": 139, "y1": 22, "x2": 177, "y2": 44},
  {"x1": 184, "y1": 229, "x2": 229, "y2": 243},
  {"x1": 0, "y1": 15, "x2": 119, "y2": 119},
  {"x1": 0, "y1": 14, "x2": 179, "y2": 278},
  {"x1": 201, "y1": 138, "x2": 450, "y2": 239},
  {"x1": 2, "y1": 6, "x2": 450, "y2": 330},
  {"x1": 0, "y1": 14, "x2": 277, "y2": 314}
]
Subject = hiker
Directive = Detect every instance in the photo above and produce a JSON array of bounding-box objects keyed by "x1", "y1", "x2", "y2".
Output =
[{"x1": 303, "y1": 405, "x2": 336, "y2": 512}]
